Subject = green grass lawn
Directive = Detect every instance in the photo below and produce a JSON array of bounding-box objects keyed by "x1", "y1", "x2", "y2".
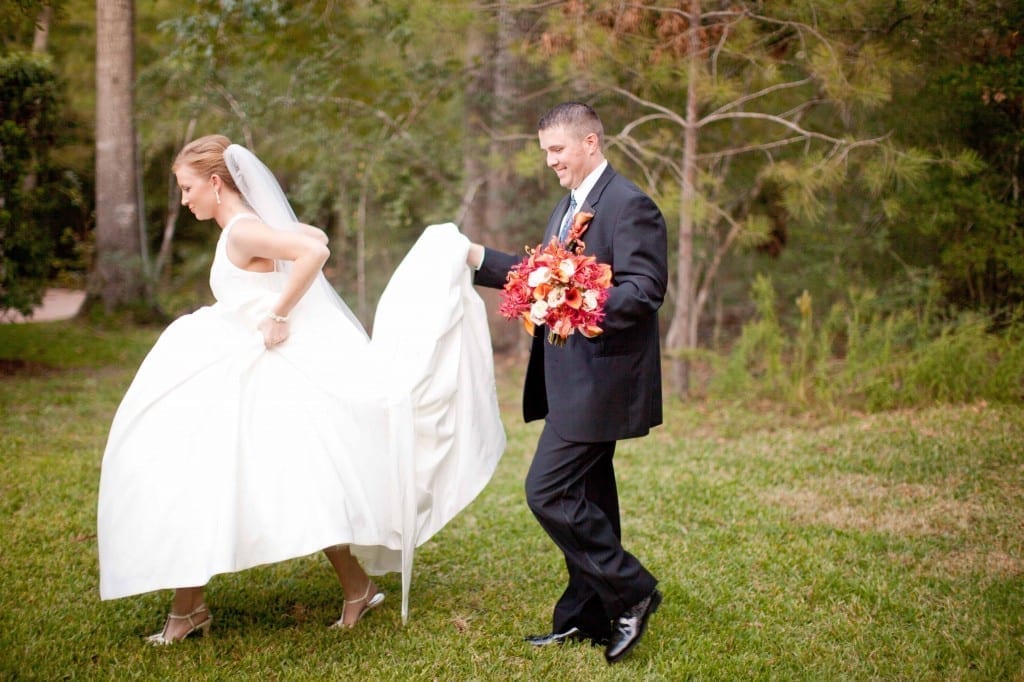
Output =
[{"x1": 1, "y1": 321, "x2": 1022, "y2": 680}]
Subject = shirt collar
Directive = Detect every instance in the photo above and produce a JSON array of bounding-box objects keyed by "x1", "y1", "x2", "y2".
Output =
[{"x1": 571, "y1": 159, "x2": 608, "y2": 208}]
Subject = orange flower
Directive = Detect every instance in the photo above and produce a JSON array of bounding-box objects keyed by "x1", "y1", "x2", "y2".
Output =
[
  {"x1": 566, "y1": 211, "x2": 595, "y2": 246},
  {"x1": 564, "y1": 286, "x2": 583, "y2": 309},
  {"x1": 551, "y1": 317, "x2": 573, "y2": 339}
]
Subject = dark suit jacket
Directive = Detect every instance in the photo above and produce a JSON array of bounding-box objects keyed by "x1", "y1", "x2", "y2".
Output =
[{"x1": 475, "y1": 164, "x2": 668, "y2": 443}]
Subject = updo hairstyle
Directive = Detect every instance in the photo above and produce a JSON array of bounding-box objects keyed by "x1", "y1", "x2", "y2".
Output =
[{"x1": 172, "y1": 134, "x2": 240, "y2": 194}]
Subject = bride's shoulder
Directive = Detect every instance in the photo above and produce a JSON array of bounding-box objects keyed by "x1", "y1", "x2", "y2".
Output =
[{"x1": 225, "y1": 214, "x2": 269, "y2": 238}]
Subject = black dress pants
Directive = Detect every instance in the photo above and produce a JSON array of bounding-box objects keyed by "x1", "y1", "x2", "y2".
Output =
[{"x1": 525, "y1": 422, "x2": 657, "y2": 637}]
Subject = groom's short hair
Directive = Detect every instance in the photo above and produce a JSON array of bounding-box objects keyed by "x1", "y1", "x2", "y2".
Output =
[{"x1": 538, "y1": 102, "x2": 604, "y2": 149}]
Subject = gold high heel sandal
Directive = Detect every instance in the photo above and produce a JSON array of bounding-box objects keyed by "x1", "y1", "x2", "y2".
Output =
[
  {"x1": 330, "y1": 582, "x2": 385, "y2": 629},
  {"x1": 145, "y1": 603, "x2": 212, "y2": 645}
]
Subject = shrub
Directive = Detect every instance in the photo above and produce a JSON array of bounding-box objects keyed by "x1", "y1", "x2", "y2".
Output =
[{"x1": 709, "y1": 277, "x2": 1024, "y2": 410}]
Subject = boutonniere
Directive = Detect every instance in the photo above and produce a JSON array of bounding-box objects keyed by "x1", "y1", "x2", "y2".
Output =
[{"x1": 564, "y1": 209, "x2": 595, "y2": 252}]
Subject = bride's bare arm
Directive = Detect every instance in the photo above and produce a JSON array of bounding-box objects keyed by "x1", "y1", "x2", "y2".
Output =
[
  {"x1": 294, "y1": 222, "x2": 329, "y2": 245},
  {"x1": 228, "y1": 218, "x2": 329, "y2": 346}
]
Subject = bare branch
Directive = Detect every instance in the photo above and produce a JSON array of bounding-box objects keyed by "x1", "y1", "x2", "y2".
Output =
[
  {"x1": 609, "y1": 86, "x2": 688, "y2": 128},
  {"x1": 709, "y1": 12, "x2": 739, "y2": 83},
  {"x1": 612, "y1": 140, "x2": 661, "y2": 190},
  {"x1": 619, "y1": 112, "x2": 678, "y2": 138},
  {"x1": 699, "y1": 110, "x2": 846, "y2": 145},
  {"x1": 694, "y1": 203, "x2": 745, "y2": 315},
  {"x1": 455, "y1": 176, "x2": 486, "y2": 227},
  {"x1": 609, "y1": 133, "x2": 681, "y2": 188},
  {"x1": 705, "y1": 78, "x2": 814, "y2": 118},
  {"x1": 697, "y1": 135, "x2": 808, "y2": 162},
  {"x1": 215, "y1": 84, "x2": 253, "y2": 148},
  {"x1": 626, "y1": 4, "x2": 747, "y2": 23},
  {"x1": 828, "y1": 132, "x2": 893, "y2": 166},
  {"x1": 777, "y1": 98, "x2": 824, "y2": 122}
]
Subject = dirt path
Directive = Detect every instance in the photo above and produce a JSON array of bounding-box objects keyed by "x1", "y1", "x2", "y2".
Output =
[{"x1": 0, "y1": 288, "x2": 86, "y2": 323}]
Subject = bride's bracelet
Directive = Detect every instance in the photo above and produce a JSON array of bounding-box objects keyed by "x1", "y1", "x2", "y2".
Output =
[{"x1": 267, "y1": 312, "x2": 289, "y2": 323}]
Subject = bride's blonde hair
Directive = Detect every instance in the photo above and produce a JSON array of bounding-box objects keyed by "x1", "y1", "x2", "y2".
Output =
[{"x1": 172, "y1": 134, "x2": 240, "y2": 193}]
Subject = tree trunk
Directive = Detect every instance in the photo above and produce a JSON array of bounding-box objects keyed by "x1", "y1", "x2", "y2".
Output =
[
  {"x1": 484, "y1": 0, "x2": 521, "y2": 352},
  {"x1": 155, "y1": 118, "x2": 197, "y2": 282},
  {"x1": 32, "y1": 4, "x2": 52, "y2": 52},
  {"x1": 461, "y1": 17, "x2": 489, "y2": 245},
  {"x1": 665, "y1": 0, "x2": 702, "y2": 397},
  {"x1": 462, "y1": 1, "x2": 521, "y2": 353},
  {"x1": 92, "y1": 0, "x2": 146, "y2": 312},
  {"x1": 22, "y1": 5, "x2": 52, "y2": 195}
]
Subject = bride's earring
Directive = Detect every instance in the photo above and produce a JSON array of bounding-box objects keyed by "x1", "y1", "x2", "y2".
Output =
[{"x1": 214, "y1": 188, "x2": 221, "y2": 205}]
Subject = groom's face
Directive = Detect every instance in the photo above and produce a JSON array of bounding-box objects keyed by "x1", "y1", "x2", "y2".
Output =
[{"x1": 539, "y1": 125, "x2": 600, "y2": 191}]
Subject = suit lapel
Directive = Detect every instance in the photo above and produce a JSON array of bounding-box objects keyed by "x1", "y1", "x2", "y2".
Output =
[
  {"x1": 544, "y1": 195, "x2": 573, "y2": 243},
  {"x1": 583, "y1": 164, "x2": 616, "y2": 214}
]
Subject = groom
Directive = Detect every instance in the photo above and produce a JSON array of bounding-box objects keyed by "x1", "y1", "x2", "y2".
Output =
[{"x1": 467, "y1": 102, "x2": 667, "y2": 664}]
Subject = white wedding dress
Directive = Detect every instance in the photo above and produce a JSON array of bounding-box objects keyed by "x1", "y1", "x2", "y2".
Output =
[{"x1": 97, "y1": 217, "x2": 505, "y2": 622}]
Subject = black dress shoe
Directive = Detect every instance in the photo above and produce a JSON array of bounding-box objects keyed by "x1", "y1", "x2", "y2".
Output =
[
  {"x1": 604, "y1": 588, "x2": 662, "y2": 664},
  {"x1": 525, "y1": 627, "x2": 585, "y2": 647},
  {"x1": 525, "y1": 625, "x2": 613, "y2": 647}
]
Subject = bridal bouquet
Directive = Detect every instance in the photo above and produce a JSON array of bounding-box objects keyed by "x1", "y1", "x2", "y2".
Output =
[{"x1": 499, "y1": 211, "x2": 612, "y2": 346}]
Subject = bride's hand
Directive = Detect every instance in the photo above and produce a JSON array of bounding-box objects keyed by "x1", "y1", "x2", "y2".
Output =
[{"x1": 258, "y1": 316, "x2": 290, "y2": 348}]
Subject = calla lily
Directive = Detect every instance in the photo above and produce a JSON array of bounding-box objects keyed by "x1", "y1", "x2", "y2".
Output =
[
  {"x1": 565, "y1": 211, "x2": 595, "y2": 246},
  {"x1": 565, "y1": 287, "x2": 583, "y2": 309}
]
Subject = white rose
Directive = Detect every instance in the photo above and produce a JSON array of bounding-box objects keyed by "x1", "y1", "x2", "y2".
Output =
[
  {"x1": 527, "y1": 266, "x2": 551, "y2": 288},
  {"x1": 547, "y1": 286, "x2": 566, "y2": 308},
  {"x1": 529, "y1": 300, "x2": 549, "y2": 324},
  {"x1": 557, "y1": 259, "x2": 576, "y2": 280},
  {"x1": 582, "y1": 290, "x2": 598, "y2": 311}
]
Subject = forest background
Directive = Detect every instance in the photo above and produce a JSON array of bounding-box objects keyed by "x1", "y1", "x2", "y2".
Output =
[
  {"x1": 1, "y1": 0, "x2": 1023, "y2": 405},
  {"x1": 2, "y1": 3, "x2": 1022, "y2": 677}
]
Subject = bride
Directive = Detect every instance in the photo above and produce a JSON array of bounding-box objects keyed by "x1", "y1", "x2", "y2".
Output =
[{"x1": 96, "y1": 135, "x2": 506, "y2": 644}]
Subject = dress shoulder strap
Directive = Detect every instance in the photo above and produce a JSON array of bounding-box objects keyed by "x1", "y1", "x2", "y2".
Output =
[{"x1": 223, "y1": 212, "x2": 260, "y2": 233}]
